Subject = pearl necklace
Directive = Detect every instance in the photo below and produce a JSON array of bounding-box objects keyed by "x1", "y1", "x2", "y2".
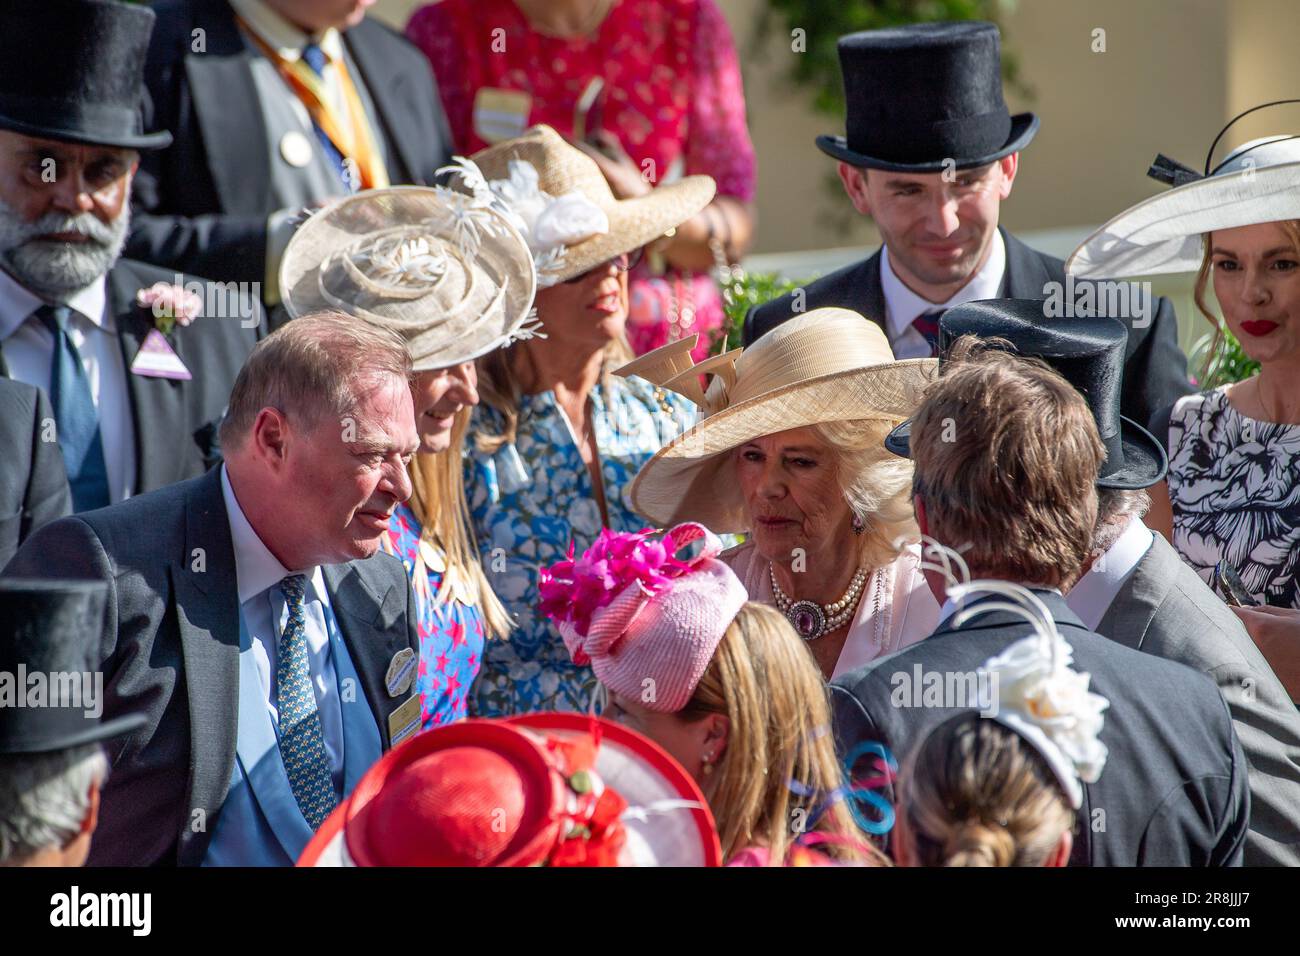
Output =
[{"x1": 771, "y1": 565, "x2": 870, "y2": 642}]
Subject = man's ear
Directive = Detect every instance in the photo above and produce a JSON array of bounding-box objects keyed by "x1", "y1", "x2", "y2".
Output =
[
  {"x1": 996, "y1": 152, "x2": 1019, "y2": 200},
  {"x1": 249, "y1": 407, "x2": 291, "y2": 472},
  {"x1": 914, "y1": 494, "x2": 928, "y2": 536},
  {"x1": 81, "y1": 777, "x2": 101, "y2": 838},
  {"x1": 837, "y1": 162, "x2": 872, "y2": 216},
  {"x1": 1045, "y1": 828, "x2": 1072, "y2": 867}
]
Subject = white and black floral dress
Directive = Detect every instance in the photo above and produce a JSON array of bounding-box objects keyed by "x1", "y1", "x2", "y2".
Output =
[{"x1": 1165, "y1": 386, "x2": 1300, "y2": 607}]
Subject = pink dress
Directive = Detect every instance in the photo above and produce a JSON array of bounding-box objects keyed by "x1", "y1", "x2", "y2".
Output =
[
  {"x1": 405, "y1": 0, "x2": 757, "y2": 362},
  {"x1": 723, "y1": 542, "x2": 941, "y2": 679}
]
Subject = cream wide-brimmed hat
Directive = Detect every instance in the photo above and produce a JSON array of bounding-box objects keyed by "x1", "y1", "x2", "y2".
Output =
[
  {"x1": 280, "y1": 186, "x2": 538, "y2": 370},
  {"x1": 623, "y1": 308, "x2": 936, "y2": 532},
  {"x1": 459, "y1": 124, "x2": 717, "y2": 286},
  {"x1": 1068, "y1": 134, "x2": 1300, "y2": 279}
]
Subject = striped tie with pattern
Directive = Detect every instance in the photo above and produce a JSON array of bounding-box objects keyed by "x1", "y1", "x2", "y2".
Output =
[{"x1": 276, "y1": 574, "x2": 338, "y2": 830}]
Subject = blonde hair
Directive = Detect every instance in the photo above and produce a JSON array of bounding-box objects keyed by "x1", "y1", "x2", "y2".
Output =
[
  {"x1": 1193, "y1": 219, "x2": 1300, "y2": 380},
  {"x1": 808, "y1": 418, "x2": 920, "y2": 569},
  {"x1": 219, "y1": 311, "x2": 411, "y2": 450},
  {"x1": 897, "y1": 713, "x2": 1075, "y2": 867},
  {"x1": 678, "y1": 602, "x2": 889, "y2": 866},
  {"x1": 476, "y1": 338, "x2": 633, "y2": 454},
  {"x1": 910, "y1": 337, "x2": 1104, "y2": 589},
  {"x1": 389, "y1": 407, "x2": 512, "y2": 640}
]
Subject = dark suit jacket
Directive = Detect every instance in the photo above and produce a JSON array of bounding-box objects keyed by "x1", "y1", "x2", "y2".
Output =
[
  {"x1": 127, "y1": 0, "x2": 453, "y2": 286},
  {"x1": 831, "y1": 590, "x2": 1250, "y2": 866},
  {"x1": 0, "y1": 379, "x2": 70, "y2": 568},
  {"x1": 0, "y1": 258, "x2": 263, "y2": 496},
  {"x1": 2, "y1": 467, "x2": 419, "y2": 866},
  {"x1": 745, "y1": 228, "x2": 1194, "y2": 432},
  {"x1": 1096, "y1": 533, "x2": 1300, "y2": 866}
]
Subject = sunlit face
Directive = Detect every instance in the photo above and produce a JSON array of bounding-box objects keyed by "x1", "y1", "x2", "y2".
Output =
[
  {"x1": 0, "y1": 129, "x2": 136, "y2": 296},
  {"x1": 533, "y1": 255, "x2": 630, "y2": 348},
  {"x1": 734, "y1": 427, "x2": 855, "y2": 569},
  {"x1": 281, "y1": 374, "x2": 418, "y2": 564},
  {"x1": 602, "y1": 690, "x2": 715, "y2": 782},
  {"x1": 1209, "y1": 221, "x2": 1300, "y2": 365},
  {"x1": 411, "y1": 362, "x2": 478, "y2": 454},
  {"x1": 840, "y1": 157, "x2": 1016, "y2": 294}
]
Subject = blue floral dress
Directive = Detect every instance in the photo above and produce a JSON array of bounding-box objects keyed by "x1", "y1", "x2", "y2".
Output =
[
  {"x1": 465, "y1": 375, "x2": 694, "y2": 716},
  {"x1": 386, "y1": 501, "x2": 488, "y2": 729}
]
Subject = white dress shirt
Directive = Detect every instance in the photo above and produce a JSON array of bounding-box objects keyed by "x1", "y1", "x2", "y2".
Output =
[
  {"x1": 1066, "y1": 516, "x2": 1154, "y2": 630},
  {"x1": 0, "y1": 268, "x2": 137, "y2": 502},
  {"x1": 221, "y1": 465, "x2": 345, "y2": 791},
  {"x1": 880, "y1": 230, "x2": 1008, "y2": 359}
]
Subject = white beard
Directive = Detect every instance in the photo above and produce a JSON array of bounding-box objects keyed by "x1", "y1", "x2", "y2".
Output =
[{"x1": 0, "y1": 196, "x2": 129, "y2": 300}]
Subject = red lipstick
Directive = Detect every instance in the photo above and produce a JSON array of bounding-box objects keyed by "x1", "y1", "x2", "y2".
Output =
[{"x1": 1241, "y1": 320, "x2": 1279, "y2": 337}]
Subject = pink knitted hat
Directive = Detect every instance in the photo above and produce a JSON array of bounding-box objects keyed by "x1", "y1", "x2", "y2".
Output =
[{"x1": 540, "y1": 523, "x2": 749, "y2": 712}]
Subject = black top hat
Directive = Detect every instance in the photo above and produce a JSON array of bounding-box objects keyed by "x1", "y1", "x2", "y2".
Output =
[
  {"x1": 0, "y1": 0, "x2": 172, "y2": 151},
  {"x1": 816, "y1": 21, "x2": 1037, "y2": 172},
  {"x1": 883, "y1": 300, "x2": 1168, "y2": 490},
  {"x1": 0, "y1": 579, "x2": 146, "y2": 755}
]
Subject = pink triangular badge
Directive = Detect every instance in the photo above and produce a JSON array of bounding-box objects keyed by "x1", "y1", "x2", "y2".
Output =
[{"x1": 130, "y1": 328, "x2": 192, "y2": 380}]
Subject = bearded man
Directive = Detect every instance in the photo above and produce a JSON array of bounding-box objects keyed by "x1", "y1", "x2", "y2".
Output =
[{"x1": 0, "y1": 0, "x2": 264, "y2": 512}]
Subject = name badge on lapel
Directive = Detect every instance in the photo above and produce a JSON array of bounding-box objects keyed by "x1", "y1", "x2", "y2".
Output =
[
  {"x1": 473, "y1": 87, "x2": 532, "y2": 144},
  {"x1": 387, "y1": 694, "x2": 421, "y2": 747},
  {"x1": 385, "y1": 647, "x2": 417, "y2": 698},
  {"x1": 129, "y1": 328, "x2": 193, "y2": 380}
]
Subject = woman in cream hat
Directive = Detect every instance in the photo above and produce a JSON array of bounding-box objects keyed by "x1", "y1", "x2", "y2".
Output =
[
  {"x1": 623, "y1": 307, "x2": 938, "y2": 680},
  {"x1": 438, "y1": 125, "x2": 717, "y2": 717},
  {"x1": 280, "y1": 184, "x2": 538, "y2": 727},
  {"x1": 1068, "y1": 108, "x2": 1300, "y2": 613}
]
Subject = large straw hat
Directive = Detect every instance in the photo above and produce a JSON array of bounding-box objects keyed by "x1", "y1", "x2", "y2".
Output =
[
  {"x1": 461, "y1": 125, "x2": 716, "y2": 285},
  {"x1": 623, "y1": 308, "x2": 936, "y2": 532},
  {"x1": 280, "y1": 186, "x2": 538, "y2": 370},
  {"x1": 1068, "y1": 133, "x2": 1300, "y2": 279}
]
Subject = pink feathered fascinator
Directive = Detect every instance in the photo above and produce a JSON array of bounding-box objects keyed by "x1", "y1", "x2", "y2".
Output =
[{"x1": 539, "y1": 523, "x2": 749, "y2": 712}]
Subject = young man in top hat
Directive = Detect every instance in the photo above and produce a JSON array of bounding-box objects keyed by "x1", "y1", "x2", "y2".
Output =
[
  {"x1": 933, "y1": 300, "x2": 1300, "y2": 867},
  {"x1": 0, "y1": 0, "x2": 264, "y2": 513},
  {"x1": 126, "y1": 0, "x2": 454, "y2": 310},
  {"x1": 744, "y1": 20, "x2": 1193, "y2": 432},
  {"x1": 0, "y1": 579, "x2": 147, "y2": 867},
  {"x1": 832, "y1": 330, "x2": 1249, "y2": 866}
]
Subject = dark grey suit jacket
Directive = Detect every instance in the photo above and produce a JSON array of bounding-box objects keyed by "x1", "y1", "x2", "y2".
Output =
[
  {"x1": 1096, "y1": 533, "x2": 1300, "y2": 866},
  {"x1": 0, "y1": 379, "x2": 70, "y2": 569},
  {"x1": 744, "y1": 228, "x2": 1193, "y2": 433},
  {"x1": 2, "y1": 467, "x2": 419, "y2": 866},
  {"x1": 831, "y1": 590, "x2": 1250, "y2": 866},
  {"x1": 0, "y1": 259, "x2": 264, "y2": 495},
  {"x1": 128, "y1": 0, "x2": 453, "y2": 287}
]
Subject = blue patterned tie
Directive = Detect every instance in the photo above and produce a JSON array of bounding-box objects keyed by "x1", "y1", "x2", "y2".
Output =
[
  {"x1": 276, "y1": 574, "x2": 337, "y2": 829},
  {"x1": 910, "y1": 308, "x2": 946, "y2": 358},
  {"x1": 35, "y1": 304, "x2": 110, "y2": 511},
  {"x1": 300, "y1": 42, "x2": 352, "y2": 191}
]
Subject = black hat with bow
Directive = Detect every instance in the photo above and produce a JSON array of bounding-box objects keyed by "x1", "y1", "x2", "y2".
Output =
[{"x1": 883, "y1": 299, "x2": 1168, "y2": 490}]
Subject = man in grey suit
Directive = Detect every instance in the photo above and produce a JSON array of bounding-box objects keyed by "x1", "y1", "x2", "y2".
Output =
[
  {"x1": 0, "y1": 379, "x2": 71, "y2": 568},
  {"x1": 934, "y1": 300, "x2": 1300, "y2": 865},
  {"x1": 3, "y1": 313, "x2": 421, "y2": 866}
]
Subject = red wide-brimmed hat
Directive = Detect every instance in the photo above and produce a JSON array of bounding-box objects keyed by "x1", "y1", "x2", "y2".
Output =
[{"x1": 297, "y1": 714, "x2": 721, "y2": 867}]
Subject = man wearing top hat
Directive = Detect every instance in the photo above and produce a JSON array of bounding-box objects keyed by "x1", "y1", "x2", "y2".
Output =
[
  {"x1": 0, "y1": 0, "x2": 264, "y2": 514},
  {"x1": 744, "y1": 21, "x2": 1193, "y2": 433},
  {"x1": 125, "y1": 0, "x2": 454, "y2": 311},
  {"x1": 932, "y1": 301, "x2": 1300, "y2": 867},
  {"x1": 0, "y1": 580, "x2": 147, "y2": 866}
]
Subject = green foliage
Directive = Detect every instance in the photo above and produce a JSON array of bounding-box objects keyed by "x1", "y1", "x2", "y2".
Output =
[
  {"x1": 1189, "y1": 329, "x2": 1260, "y2": 391},
  {"x1": 753, "y1": 0, "x2": 1027, "y2": 121},
  {"x1": 717, "y1": 270, "x2": 806, "y2": 354}
]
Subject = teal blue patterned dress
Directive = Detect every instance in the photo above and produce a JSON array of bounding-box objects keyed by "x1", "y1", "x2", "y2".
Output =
[{"x1": 464, "y1": 374, "x2": 694, "y2": 716}]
